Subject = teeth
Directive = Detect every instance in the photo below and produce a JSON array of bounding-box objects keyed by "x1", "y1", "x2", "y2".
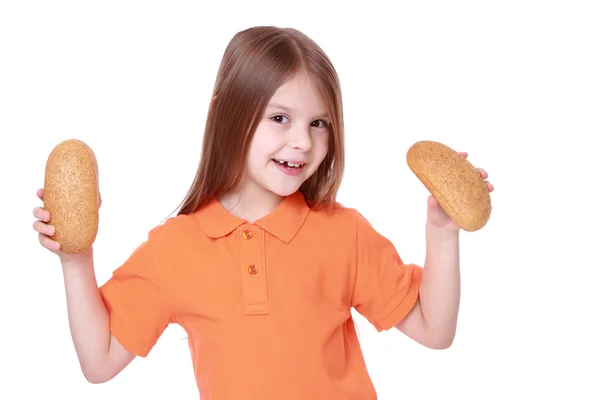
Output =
[{"x1": 275, "y1": 159, "x2": 302, "y2": 168}]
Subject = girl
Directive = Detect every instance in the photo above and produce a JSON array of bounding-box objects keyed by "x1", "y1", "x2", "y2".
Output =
[{"x1": 32, "y1": 26, "x2": 493, "y2": 399}]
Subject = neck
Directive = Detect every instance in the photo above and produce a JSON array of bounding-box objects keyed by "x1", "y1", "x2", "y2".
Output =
[{"x1": 218, "y1": 181, "x2": 284, "y2": 223}]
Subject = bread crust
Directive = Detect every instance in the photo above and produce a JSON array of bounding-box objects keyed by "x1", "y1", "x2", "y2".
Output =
[
  {"x1": 406, "y1": 140, "x2": 491, "y2": 232},
  {"x1": 44, "y1": 139, "x2": 99, "y2": 253}
]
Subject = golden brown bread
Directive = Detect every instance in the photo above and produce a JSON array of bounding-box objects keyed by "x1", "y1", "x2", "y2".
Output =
[
  {"x1": 406, "y1": 140, "x2": 491, "y2": 232},
  {"x1": 44, "y1": 139, "x2": 99, "y2": 253}
]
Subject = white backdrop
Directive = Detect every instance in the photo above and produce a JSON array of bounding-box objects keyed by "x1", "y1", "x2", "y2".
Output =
[{"x1": 2, "y1": 1, "x2": 599, "y2": 399}]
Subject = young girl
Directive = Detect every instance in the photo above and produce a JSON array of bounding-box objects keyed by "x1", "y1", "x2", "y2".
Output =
[{"x1": 32, "y1": 26, "x2": 493, "y2": 399}]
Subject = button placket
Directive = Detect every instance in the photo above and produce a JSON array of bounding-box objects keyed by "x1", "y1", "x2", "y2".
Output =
[{"x1": 239, "y1": 225, "x2": 269, "y2": 315}]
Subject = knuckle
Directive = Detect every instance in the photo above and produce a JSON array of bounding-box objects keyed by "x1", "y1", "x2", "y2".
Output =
[
  {"x1": 39, "y1": 234, "x2": 53, "y2": 250},
  {"x1": 34, "y1": 208, "x2": 46, "y2": 219},
  {"x1": 33, "y1": 220, "x2": 42, "y2": 232}
]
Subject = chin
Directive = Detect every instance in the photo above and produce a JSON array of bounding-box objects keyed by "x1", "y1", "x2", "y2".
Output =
[{"x1": 266, "y1": 184, "x2": 302, "y2": 198}]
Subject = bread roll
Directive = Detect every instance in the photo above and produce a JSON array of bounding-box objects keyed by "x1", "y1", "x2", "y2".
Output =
[
  {"x1": 406, "y1": 140, "x2": 491, "y2": 232},
  {"x1": 44, "y1": 139, "x2": 99, "y2": 253}
]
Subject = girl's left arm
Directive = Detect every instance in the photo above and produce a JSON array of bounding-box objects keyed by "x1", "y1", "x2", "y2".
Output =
[
  {"x1": 395, "y1": 223, "x2": 461, "y2": 349},
  {"x1": 396, "y1": 222, "x2": 460, "y2": 349},
  {"x1": 395, "y1": 154, "x2": 492, "y2": 349}
]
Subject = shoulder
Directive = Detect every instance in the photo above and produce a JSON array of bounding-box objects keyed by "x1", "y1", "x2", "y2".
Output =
[
  {"x1": 302, "y1": 201, "x2": 400, "y2": 267},
  {"x1": 136, "y1": 213, "x2": 208, "y2": 271},
  {"x1": 309, "y1": 200, "x2": 372, "y2": 228},
  {"x1": 308, "y1": 201, "x2": 392, "y2": 246},
  {"x1": 304, "y1": 201, "x2": 378, "y2": 244},
  {"x1": 145, "y1": 212, "x2": 204, "y2": 246}
]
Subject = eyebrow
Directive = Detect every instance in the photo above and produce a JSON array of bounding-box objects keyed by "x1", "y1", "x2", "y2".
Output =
[
  {"x1": 267, "y1": 102, "x2": 293, "y2": 113},
  {"x1": 266, "y1": 103, "x2": 330, "y2": 120}
]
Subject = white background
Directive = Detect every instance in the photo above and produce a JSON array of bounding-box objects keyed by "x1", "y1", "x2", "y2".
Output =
[{"x1": 1, "y1": 1, "x2": 599, "y2": 398}]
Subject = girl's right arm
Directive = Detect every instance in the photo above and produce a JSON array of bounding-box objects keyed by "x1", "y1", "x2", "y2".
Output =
[
  {"x1": 60, "y1": 250, "x2": 136, "y2": 383},
  {"x1": 33, "y1": 189, "x2": 135, "y2": 384}
]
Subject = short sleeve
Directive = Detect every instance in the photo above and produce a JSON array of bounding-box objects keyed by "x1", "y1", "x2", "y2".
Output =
[
  {"x1": 351, "y1": 211, "x2": 423, "y2": 332},
  {"x1": 99, "y1": 226, "x2": 174, "y2": 357}
]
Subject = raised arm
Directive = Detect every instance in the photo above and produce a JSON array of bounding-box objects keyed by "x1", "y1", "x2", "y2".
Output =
[
  {"x1": 33, "y1": 189, "x2": 135, "y2": 383},
  {"x1": 60, "y1": 249, "x2": 136, "y2": 383}
]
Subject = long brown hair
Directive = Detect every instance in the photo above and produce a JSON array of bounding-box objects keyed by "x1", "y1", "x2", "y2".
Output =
[{"x1": 176, "y1": 26, "x2": 345, "y2": 216}]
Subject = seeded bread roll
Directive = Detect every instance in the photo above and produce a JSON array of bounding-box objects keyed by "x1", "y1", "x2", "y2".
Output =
[
  {"x1": 44, "y1": 139, "x2": 99, "y2": 253},
  {"x1": 406, "y1": 140, "x2": 491, "y2": 232}
]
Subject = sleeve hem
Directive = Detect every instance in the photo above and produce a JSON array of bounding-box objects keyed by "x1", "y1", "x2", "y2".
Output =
[
  {"x1": 107, "y1": 312, "x2": 154, "y2": 358},
  {"x1": 372, "y1": 265, "x2": 423, "y2": 332}
]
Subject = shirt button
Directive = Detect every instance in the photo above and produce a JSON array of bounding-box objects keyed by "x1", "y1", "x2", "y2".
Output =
[
  {"x1": 242, "y1": 230, "x2": 253, "y2": 240},
  {"x1": 248, "y1": 265, "x2": 258, "y2": 274}
]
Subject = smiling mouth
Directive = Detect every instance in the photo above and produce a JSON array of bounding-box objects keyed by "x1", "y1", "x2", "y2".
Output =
[{"x1": 272, "y1": 159, "x2": 305, "y2": 170}]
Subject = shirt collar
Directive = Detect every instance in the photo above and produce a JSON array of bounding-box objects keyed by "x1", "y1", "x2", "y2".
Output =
[{"x1": 193, "y1": 191, "x2": 310, "y2": 243}]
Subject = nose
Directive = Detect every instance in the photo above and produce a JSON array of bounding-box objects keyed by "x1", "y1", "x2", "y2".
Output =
[{"x1": 288, "y1": 124, "x2": 312, "y2": 151}]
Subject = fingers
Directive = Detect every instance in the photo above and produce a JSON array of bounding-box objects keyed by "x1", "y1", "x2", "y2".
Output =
[
  {"x1": 458, "y1": 154, "x2": 494, "y2": 192},
  {"x1": 33, "y1": 219, "x2": 55, "y2": 236},
  {"x1": 38, "y1": 232, "x2": 60, "y2": 252},
  {"x1": 474, "y1": 168, "x2": 494, "y2": 192},
  {"x1": 33, "y1": 206, "x2": 50, "y2": 222},
  {"x1": 34, "y1": 188, "x2": 62, "y2": 252},
  {"x1": 33, "y1": 194, "x2": 59, "y2": 250},
  {"x1": 34, "y1": 216, "x2": 60, "y2": 252}
]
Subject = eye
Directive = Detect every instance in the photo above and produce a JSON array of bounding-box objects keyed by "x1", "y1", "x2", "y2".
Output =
[
  {"x1": 311, "y1": 119, "x2": 328, "y2": 128},
  {"x1": 271, "y1": 115, "x2": 289, "y2": 124}
]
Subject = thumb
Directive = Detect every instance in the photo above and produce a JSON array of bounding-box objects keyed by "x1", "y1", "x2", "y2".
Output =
[{"x1": 427, "y1": 195, "x2": 439, "y2": 209}]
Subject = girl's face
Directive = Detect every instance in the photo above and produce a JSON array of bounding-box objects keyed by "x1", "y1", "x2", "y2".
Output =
[{"x1": 245, "y1": 72, "x2": 330, "y2": 202}]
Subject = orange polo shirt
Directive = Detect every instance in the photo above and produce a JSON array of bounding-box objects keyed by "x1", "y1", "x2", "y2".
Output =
[{"x1": 99, "y1": 191, "x2": 422, "y2": 399}]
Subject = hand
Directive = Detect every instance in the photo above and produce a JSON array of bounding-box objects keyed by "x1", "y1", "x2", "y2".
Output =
[
  {"x1": 33, "y1": 188, "x2": 102, "y2": 263},
  {"x1": 426, "y1": 152, "x2": 494, "y2": 232}
]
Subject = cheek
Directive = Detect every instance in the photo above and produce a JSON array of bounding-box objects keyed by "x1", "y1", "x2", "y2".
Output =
[
  {"x1": 248, "y1": 136, "x2": 274, "y2": 165},
  {"x1": 313, "y1": 134, "x2": 330, "y2": 160},
  {"x1": 247, "y1": 147, "x2": 278, "y2": 174},
  {"x1": 251, "y1": 127, "x2": 282, "y2": 158}
]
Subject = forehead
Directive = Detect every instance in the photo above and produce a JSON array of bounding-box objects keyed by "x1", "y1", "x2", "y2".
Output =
[{"x1": 268, "y1": 72, "x2": 328, "y2": 116}]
